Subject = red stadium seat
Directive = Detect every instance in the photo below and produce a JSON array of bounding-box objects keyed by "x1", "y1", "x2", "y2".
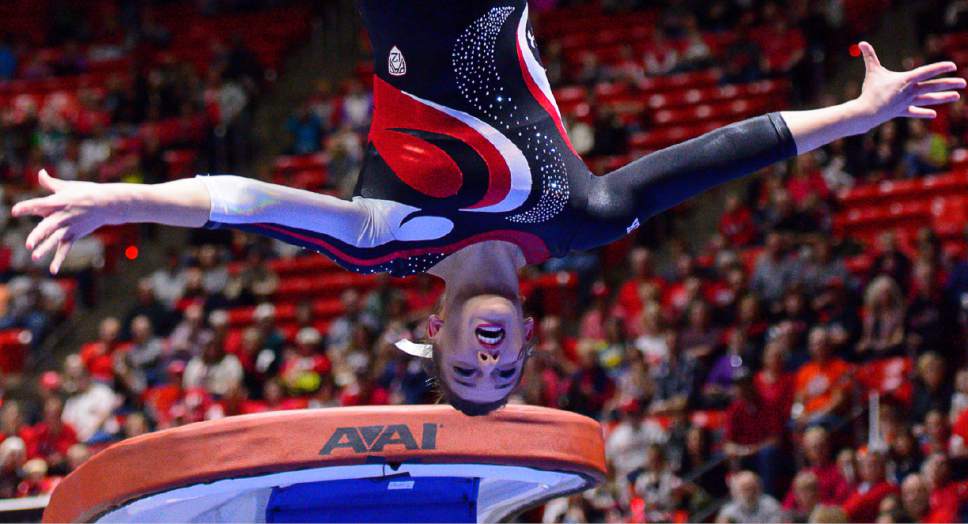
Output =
[
  {"x1": 273, "y1": 153, "x2": 328, "y2": 175},
  {"x1": 0, "y1": 329, "x2": 30, "y2": 374},
  {"x1": 162, "y1": 149, "x2": 198, "y2": 180},
  {"x1": 845, "y1": 254, "x2": 873, "y2": 275}
]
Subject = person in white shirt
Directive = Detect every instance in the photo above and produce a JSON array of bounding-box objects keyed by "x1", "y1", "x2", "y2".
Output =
[
  {"x1": 62, "y1": 355, "x2": 120, "y2": 443},
  {"x1": 716, "y1": 471, "x2": 786, "y2": 524},
  {"x1": 183, "y1": 332, "x2": 243, "y2": 397},
  {"x1": 148, "y1": 249, "x2": 186, "y2": 308},
  {"x1": 606, "y1": 400, "x2": 668, "y2": 502}
]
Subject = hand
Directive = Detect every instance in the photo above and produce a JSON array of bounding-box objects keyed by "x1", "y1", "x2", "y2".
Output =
[
  {"x1": 12, "y1": 169, "x2": 127, "y2": 274},
  {"x1": 853, "y1": 41, "x2": 966, "y2": 130}
]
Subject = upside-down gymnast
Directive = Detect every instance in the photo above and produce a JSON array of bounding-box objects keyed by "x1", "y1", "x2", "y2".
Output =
[{"x1": 12, "y1": 0, "x2": 966, "y2": 416}]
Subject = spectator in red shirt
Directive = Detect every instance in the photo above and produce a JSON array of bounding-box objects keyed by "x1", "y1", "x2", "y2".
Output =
[
  {"x1": 786, "y1": 153, "x2": 830, "y2": 207},
  {"x1": 785, "y1": 426, "x2": 852, "y2": 506},
  {"x1": 339, "y1": 371, "x2": 389, "y2": 406},
  {"x1": 21, "y1": 397, "x2": 77, "y2": 472},
  {"x1": 665, "y1": 275, "x2": 704, "y2": 321},
  {"x1": 724, "y1": 369, "x2": 783, "y2": 496},
  {"x1": 755, "y1": 341, "x2": 795, "y2": 424},
  {"x1": 79, "y1": 316, "x2": 128, "y2": 383},
  {"x1": 143, "y1": 361, "x2": 187, "y2": 429},
  {"x1": 842, "y1": 449, "x2": 898, "y2": 523},
  {"x1": 719, "y1": 193, "x2": 758, "y2": 247},
  {"x1": 921, "y1": 410, "x2": 951, "y2": 457},
  {"x1": 922, "y1": 453, "x2": 967, "y2": 523},
  {"x1": 578, "y1": 282, "x2": 613, "y2": 342},
  {"x1": 784, "y1": 471, "x2": 820, "y2": 522},
  {"x1": 901, "y1": 473, "x2": 932, "y2": 522},
  {"x1": 616, "y1": 248, "x2": 665, "y2": 322}
]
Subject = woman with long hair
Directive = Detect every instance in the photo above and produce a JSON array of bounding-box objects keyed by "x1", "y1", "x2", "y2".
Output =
[{"x1": 856, "y1": 275, "x2": 907, "y2": 359}]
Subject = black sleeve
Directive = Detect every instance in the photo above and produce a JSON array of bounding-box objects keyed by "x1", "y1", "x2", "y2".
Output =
[{"x1": 571, "y1": 112, "x2": 797, "y2": 251}]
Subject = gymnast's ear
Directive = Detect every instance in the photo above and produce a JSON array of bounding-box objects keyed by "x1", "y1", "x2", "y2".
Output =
[
  {"x1": 428, "y1": 314, "x2": 443, "y2": 338},
  {"x1": 524, "y1": 317, "x2": 535, "y2": 341}
]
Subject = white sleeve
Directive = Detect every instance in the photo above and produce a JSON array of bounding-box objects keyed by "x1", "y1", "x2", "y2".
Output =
[
  {"x1": 196, "y1": 175, "x2": 454, "y2": 248},
  {"x1": 195, "y1": 174, "x2": 374, "y2": 247}
]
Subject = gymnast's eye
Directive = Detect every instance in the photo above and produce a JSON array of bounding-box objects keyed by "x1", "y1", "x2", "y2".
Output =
[{"x1": 453, "y1": 366, "x2": 475, "y2": 377}]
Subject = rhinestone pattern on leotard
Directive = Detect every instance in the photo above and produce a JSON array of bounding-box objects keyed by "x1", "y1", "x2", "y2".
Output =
[{"x1": 452, "y1": 6, "x2": 569, "y2": 225}]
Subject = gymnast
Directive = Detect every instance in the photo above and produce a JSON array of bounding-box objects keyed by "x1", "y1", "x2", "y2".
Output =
[{"x1": 12, "y1": 1, "x2": 965, "y2": 415}]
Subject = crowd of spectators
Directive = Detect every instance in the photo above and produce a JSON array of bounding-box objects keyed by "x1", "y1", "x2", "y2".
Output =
[
  {"x1": 0, "y1": 0, "x2": 304, "y2": 500},
  {"x1": 0, "y1": 1, "x2": 286, "y2": 357},
  {"x1": 5, "y1": 1, "x2": 968, "y2": 523}
]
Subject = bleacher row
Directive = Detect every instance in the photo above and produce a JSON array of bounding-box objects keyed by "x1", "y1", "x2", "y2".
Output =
[
  {"x1": 148, "y1": 3, "x2": 312, "y2": 76},
  {"x1": 0, "y1": 1, "x2": 316, "y2": 376},
  {"x1": 835, "y1": 170, "x2": 968, "y2": 264},
  {"x1": 532, "y1": 0, "x2": 889, "y2": 40}
]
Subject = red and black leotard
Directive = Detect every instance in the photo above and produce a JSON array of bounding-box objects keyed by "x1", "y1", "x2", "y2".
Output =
[{"x1": 203, "y1": 0, "x2": 796, "y2": 277}]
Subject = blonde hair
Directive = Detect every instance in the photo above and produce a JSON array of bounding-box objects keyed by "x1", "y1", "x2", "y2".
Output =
[
  {"x1": 809, "y1": 505, "x2": 848, "y2": 523},
  {"x1": 793, "y1": 471, "x2": 820, "y2": 492},
  {"x1": 917, "y1": 352, "x2": 944, "y2": 377},
  {"x1": 864, "y1": 275, "x2": 904, "y2": 313}
]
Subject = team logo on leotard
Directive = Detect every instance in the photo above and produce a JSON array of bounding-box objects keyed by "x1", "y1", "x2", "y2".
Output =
[{"x1": 388, "y1": 46, "x2": 407, "y2": 76}]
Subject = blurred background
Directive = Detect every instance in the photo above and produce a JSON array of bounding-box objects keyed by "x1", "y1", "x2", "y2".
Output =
[{"x1": 2, "y1": 0, "x2": 968, "y2": 522}]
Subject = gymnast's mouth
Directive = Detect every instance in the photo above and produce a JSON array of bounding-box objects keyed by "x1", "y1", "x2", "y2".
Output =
[{"x1": 475, "y1": 324, "x2": 505, "y2": 348}]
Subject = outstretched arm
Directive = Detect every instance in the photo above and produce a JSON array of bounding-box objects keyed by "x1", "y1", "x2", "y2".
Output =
[
  {"x1": 782, "y1": 42, "x2": 963, "y2": 154},
  {"x1": 12, "y1": 171, "x2": 368, "y2": 274},
  {"x1": 576, "y1": 42, "x2": 964, "y2": 250}
]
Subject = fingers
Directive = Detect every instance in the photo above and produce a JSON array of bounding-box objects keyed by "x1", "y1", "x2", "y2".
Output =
[
  {"x1": 917, "y1": 77, "x2": 968, "y2": 92},
  {"x1": 11, "y1": 195, "x2": 65, "y2": 218},
  {"x1": 859, "y1": 41, "x2": 881, "y2": 70},
  {"x1": 31, "y1": 227, "x2": 67, "y2": 264},
  {"x1": 913, "y1": 91, "x2": 961, "y2": 106},
  {"x1": 50, "y1": 238, "x2": 73, "y2": 275},
  {"x1": 25, "y1": 211, "x2": 72, "y2": 250},
  {"x1": 903, "y1": 105, "x2": 938, "y2": 119},
  {"x1": 907, "y1": 61, "x2": 959, "y2": 84},
  {"x1": 37, "y1": 169, "x2": 64, "y2": 193}
]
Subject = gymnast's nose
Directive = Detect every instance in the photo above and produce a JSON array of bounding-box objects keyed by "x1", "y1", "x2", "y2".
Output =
[{"x1": 477, "y1": 350, "x2": 500, "y2": 367}]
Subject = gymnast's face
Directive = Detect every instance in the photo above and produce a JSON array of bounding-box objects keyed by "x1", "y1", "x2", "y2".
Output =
[{"x1": 429, "y1": 294, "x2": 534, "y2": 404}]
